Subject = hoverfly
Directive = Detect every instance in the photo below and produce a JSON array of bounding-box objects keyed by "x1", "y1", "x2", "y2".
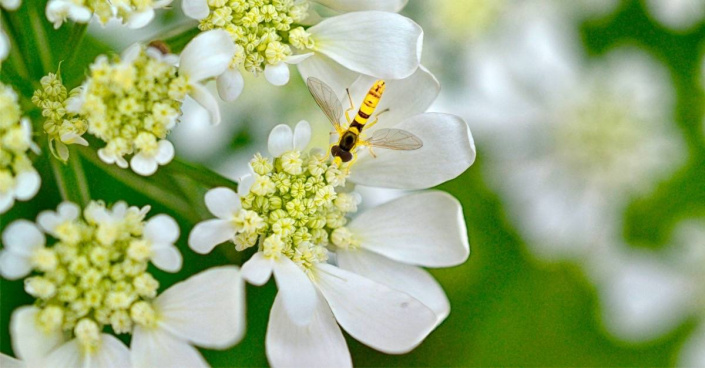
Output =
[{"x1": 306, "y1": 77, "x2": 423, "y2": 167}]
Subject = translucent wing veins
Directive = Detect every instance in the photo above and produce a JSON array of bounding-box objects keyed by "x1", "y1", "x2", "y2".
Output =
[
  {"x1": 306, "y1": 77, "x2": 343, "y2": 131},
  {"x1": 366, "y1": 129, "x2": 423, "y2": 150}
]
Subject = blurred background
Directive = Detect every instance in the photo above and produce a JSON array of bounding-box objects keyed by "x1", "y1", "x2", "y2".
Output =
[{"x1": 3, "y1": 0, "x2": 705, "y2": 366}]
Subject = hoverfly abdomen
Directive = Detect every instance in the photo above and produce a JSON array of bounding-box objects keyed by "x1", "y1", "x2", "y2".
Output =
[{"x1": 331, "y1": 145, "x2": 354, "y2": 162}]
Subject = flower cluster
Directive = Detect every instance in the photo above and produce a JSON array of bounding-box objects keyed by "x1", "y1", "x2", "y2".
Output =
[
  {"x1": 0, "y1": 201, "x2": 180, "y2": 349},
  {"x1": 0, "y1": 82, "x2": 40, "y2": 214},
  {"x1": 32, "y1": 72, "x2": 89, "y2": 161},
  {"x1": 46, "y1": 0, "x2": 172, "y2": 29},
  {"x1": 76, "y1": 44, "x2": 186, "y2": 174},
  {"x1": 199, "y1": 0, "x2": 312, "y2": 75}
]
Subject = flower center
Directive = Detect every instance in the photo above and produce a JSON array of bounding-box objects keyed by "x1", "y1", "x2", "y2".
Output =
[
  {"x1": 25, "y1": 201, "x2": 159, "y2": 351},
  {"x1": 234, "y1": 150, "x2": 360, "y2": 274},
  {"x1": 199, "y1": 0, "x2": 314, "y2": 74}
]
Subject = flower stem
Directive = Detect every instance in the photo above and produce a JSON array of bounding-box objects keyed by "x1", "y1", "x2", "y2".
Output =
[
  {"x1": 62, "y1": 23, "x2": 87, "y2": 68},
  {"x1": 1, "y1": 11, "x2": 30, "y2": 81},
  {"x1": 167, "y1": 158, "x2": 239, "y2": 191},
  {"x1": 29, "y1": 5, "x2": 53, "y2": 75},
  {"x1": 50, "y1": 151, "x2": 91, "y2": 207}
]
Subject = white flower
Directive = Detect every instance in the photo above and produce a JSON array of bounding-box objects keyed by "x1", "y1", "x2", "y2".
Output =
[
  {"x1": 183, "y1": 0, "x2": 422, "y2": 101},
  {"x1": 0, "y1": 221, "x2": 47, "y2": 280},
  {"x1": 583, "y1": 221, "x2": 705, "y2": 366},
  {"x1": 131, "y1": 266, "x2": 245, "y2": 368},
  {"x1": 461, "y1": 8, "x2": 685, "y2": 261},
  {"x1": 644, "y1": 0, "x2": 705, "y2": 31},
  {"x1": 45, "y1": 0, "x2": 173, "y2": 29},
  {"x1": 130, "y1": 139, "x2": 175, "y2": 176}
]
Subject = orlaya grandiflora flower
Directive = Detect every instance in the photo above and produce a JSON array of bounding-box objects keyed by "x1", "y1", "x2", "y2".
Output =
[
  {"x1": 0, "y1": 200, "x2": 245, "y2": 368},
  {"x1": 582, "y1": 220, "x2": 705, "y2": 367},
  {"x1": 45, "y1": 0, "x2": 172, "y2": 29},
  {"x1": 68, "y1": 30, "x2": 235, "y2": 176},
  {"x1": 460, "y1": 5, "x2": 684, "y2": 261},
  {"x1": 182, "y1": 0, "x2": 421, "y2": 102},
  {"x1": 189, "y1": 113, "x2": 472, "y2": 366}
]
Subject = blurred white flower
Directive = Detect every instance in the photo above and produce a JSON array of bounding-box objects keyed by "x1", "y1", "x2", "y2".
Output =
[
  {"x1": 644, "y1": 0, "x2": 705, "y2": 31},
  {"x1": 462, "y1": 6, "x2": 685, "y2": 260},
  {"x1": 584, "y1": 220, "x2": 705, "y2": 367},
  {"x1": 0, "y1": 0, "x2": 20, "y2": 63},
  {"x1": 182, "y1": 0, "x2": 421, "y2": 101}
]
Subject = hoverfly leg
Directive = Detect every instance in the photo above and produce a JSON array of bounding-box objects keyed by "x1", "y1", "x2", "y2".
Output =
[
  {"x1": 368, "y1": 146, "x2": 377, "y2": 158},
  {"x1": 344, "y1": 88, "x2": 355, "y2": 123},
  {"x1": 365, "y1": 108, "x2": 389, "y2": 130}
]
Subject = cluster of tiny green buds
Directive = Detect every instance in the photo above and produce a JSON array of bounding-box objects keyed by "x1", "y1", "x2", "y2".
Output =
[
  {"x1": 22, "y1": 201, "x2": 167, "y2": 351},
  {"x1": 75, "y1": 44, "x2": 188, "y2": 173},
  {"x1": 0, "y1": 82, "x2": 40, "y2": 213},
  {"x1": 199, "y1": 0, "x2": 313, "y2": 74},
  {"x1": 32, "y1": 72, "x2": 89, "y2": 161},
  {"x1": 237, "y1": 148, "x2": 361, "y2": 274}
]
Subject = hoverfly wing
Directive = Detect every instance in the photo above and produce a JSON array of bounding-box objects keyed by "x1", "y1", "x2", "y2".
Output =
[
  {"x1": 306, "y1": 77, "x2": 344, "y2": 131},
  {"x1": 366, "y1": 128, "x2": 423, "y2": 150}
]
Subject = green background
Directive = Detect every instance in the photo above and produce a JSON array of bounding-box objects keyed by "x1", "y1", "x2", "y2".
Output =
[{"x1": 2, "y1": 0, "x2": 703, "y2": 366}]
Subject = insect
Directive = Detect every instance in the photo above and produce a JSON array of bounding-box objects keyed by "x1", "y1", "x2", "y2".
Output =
[{"x1": 306, "y1": 77, "x2": 423, "y2": 167}]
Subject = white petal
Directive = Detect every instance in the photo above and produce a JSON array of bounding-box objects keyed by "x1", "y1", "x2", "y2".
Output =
[
  {"x1": 266, "y1": 292, "x2": 351, "y2": 368},
  {"x1": 181, "y1": 0, "x2": 210, "y2": 20},
  {"x1": 0, "y1": 251, "x2": 32, "y2": 280},
  {"x1": 272, "y1": 257, "x2": 317, "y2": 325},
  {"x1": 349, "y1": 65, "x2": 439, "y2": 130},
  {"x1": 314, "y1": 263, "x2": 437, "y2": 354},
  {"x1": 205, "y1": 187, "x2": 241, "y2": 219},
  {"x1": 125, "y1": 8, "x2": 154, "y2": 29},
  {"x1": 130, "y1": 153, "x2": 159, "y2": 176},
  {"x1": 180, "y1": 30, "x2": 236, "y2": 82},
  {"x1": 264, "y1": 62, "x2": 291, "y2": 86},
  {"x1": 144, "y1": 214, "x2": 180, "y2": 244},
  {"x1": 679, "y1": 326, "x2": 705, "y2": 368},
  {"x1": 313, "y1": 0, "x2": 407, "y2": 12},
  {"x1": 67, "y1": 5, "x2": 91, "y2": 23},
  {"x1": 337, "y1": 249, "x2": 449, "y2": 323},
  {"x1": 188, "y1": 219, "x2": 237, "y2": 254},
  {"x1": 10, "y1": 306, "x2": 64, "y2": 364},
  {"x1": 132, "y1": 326, "x2": 209, "y2": 368},
  {"x1": 0, "y1": 30, "x2": 9, "y2": 62},
  {"x1": 151, "y1": 243, "x2": 183, "y2": 272},
  {"x1": 268, "y1": 124, "x2": 294, "y2": 157},
  {"x1": 349, "y1": 191, "x2": 469, "y2": 267},
  {"x1": 296, "y1": 54, "x2": 359, "y2": 98},
  {"x1": 14, "y1": 170, "x2": 41, "y2": 200},
  {"x1": 155, "y1": 140, "x2": 175, "y2": 165},
  {"x1": 216, "y1": 68, "x2": 245, "y2": 102},
  {"x1": 241, "y1": 252, "x2": 273, "y2": 286},
  {"x1": 350, "y1": 113, "x2": 476, "y2": 189},
  {"x1": 238, "y1": 173, "x2": 255, "y2": 197},
  {"x1": 2, "y1": 0, "x2": 20, "y2": 11},
  {"x1": 188, "y1": 83, "x2": 221, "y2": 125},
  {"x1": 285, "y1": 53, "x2": 313, "y2": 64},
  {"x1": 45, "y1": 336, "x2": 129, "y2": 368},
  {"x1": 154, "y1": 266, "x2": 245, "y2": 348},
  {"x1": 0, "y1": 192, "x2": 13, "y2": 213},
  {"x1": 0, "y1": 354, "x2": 24, "y2": 368},
  {"x1": 308, "y1": 11, "x2": 422, "y2": 79},
  {"x1": 293, "y1": 120, "x2": 311, "y2": 151},
  {"x1": 121, "y1": 43, "x2": 142, "y2": 63},
  {"x1": 2, "y1": 220, "x2": 45, "y2": 254}
]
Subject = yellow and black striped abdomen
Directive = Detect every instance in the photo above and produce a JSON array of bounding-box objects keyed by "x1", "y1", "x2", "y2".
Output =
[{"x1": 348, "y1": 80, "x2": 385, "y2": 134}]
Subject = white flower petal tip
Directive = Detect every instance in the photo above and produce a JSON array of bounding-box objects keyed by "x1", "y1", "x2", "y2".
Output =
[
  {"x1": 217, "y1": 68, "x2": 245, "y2": 102},
  {"x1": 293, "y1": 120, "x2": 312, "y2": 151},
  {"x1": 350, "y1": 113, "x2": 475, "y2": 190},
  {"x1": 182, "y1": 0, "x2": 210, "y2": 20},
  {"x1": 350, "y1": 191, "x2": 469, "y2": 267},
  {"x1": 266, "y1": 293, "x2": 352, "y2": 368},
  {"x1": 337, "y1": 249, "x2": 450, "y2": 324},
  {"x1": 268, "y1": 124, "x2": 294, "y2": 157},
  {"x1": 10, "y1": 306, "x2": 65, "y2": 364},
  {"x1": 315, "y1": 264, "x2": 437, "y2": 354},
  {"x1": 1, "y1": 220, "x2": 45, "y2": 280},
  {"x1": 309, "y1": 11, "x2": 423, "y2": 79},
  {"x1": 125, "y1": 8, "x2": 155, "y2": 29},
  {"x1": 144, "y1": 214, "x2": 182, "y2": 272},
  {"x1": 14, "y1": 170, "x2": 42, "y2": 201},
  {"x1": 313, "y1": 0, "x2": 408, "y2": 12},
  {"x1": 188, "y1": 83, "x2": 221, "y2": 125},
  {"x1": 204, "y1": 187, "x2": 241, "y2": 218},
  {"x1": 132, "y1": 326, "x2": 210, "y2": 368},
  {"x1": 241, "y1": 252, "x2": 273, "y2": 286},
  {"x1": 272, "y1": 257, "x2": 317, "y2": 326},
  {"x1": 154, "y1": 266, "x2": 246, "y2": 348},
  {"x1": 264, "y1": 63, "x2": 291, "y2": 86},
  {"x1": 188, "y1": 218, "x2": 237, "y2": 254},
  {"x1": 180, "y1": 30, "x2": 237, "y2": 83}
]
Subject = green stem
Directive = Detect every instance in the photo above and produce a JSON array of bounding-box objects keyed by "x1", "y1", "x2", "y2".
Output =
[
  {"x1": 50, "y1": 151, "x2": 91, "y2": 207},
  {"x1": 154, "y1": 23, "x2": 200, "y2": 54},
  {"x1": 62, "y1": 23, "x2": 87, "y2": 68},
  {"x1": 77, "y1": 147, "x2": 200, "y2": 223},
  {"x1": 1, "y1": 11, "x2": 30, "y2": 80},
  {"x1": 167, "y1": 158, "x2": 239, "y2": 190}
]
